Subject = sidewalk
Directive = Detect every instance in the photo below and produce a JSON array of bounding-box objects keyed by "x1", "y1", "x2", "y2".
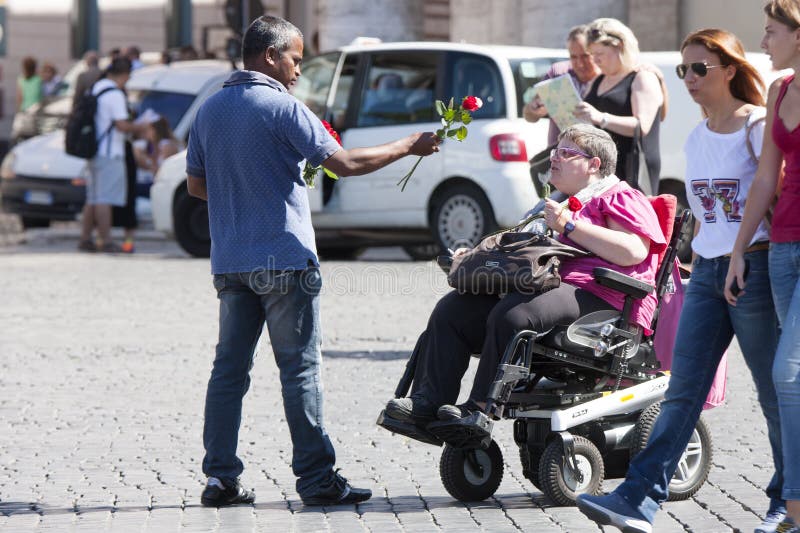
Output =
[{"x1": 0, "y1": 235, "x2": 778, "y2": 532}]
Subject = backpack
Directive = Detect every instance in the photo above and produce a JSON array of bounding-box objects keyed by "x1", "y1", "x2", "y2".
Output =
[{"x1": 65, "y1": 86, "x2": 120, "y2": 159}]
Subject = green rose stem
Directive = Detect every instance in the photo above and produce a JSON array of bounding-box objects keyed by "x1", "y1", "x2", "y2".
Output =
[{"x1": 397, "y1": 97, "x2": 475, "y2": 191}]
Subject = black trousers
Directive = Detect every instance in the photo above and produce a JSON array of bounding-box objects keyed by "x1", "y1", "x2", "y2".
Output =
[{"x1": 408, "y1": 284, "x2": 613, "y2": 407}]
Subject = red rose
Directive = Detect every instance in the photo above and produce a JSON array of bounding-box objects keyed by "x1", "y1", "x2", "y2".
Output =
[
  {"x1": 321, "y1": 119, "x2": 342, "y2": 145},
  {"x1": 461, "y1": 96, "x2": 483, "y2": 112},
  {"x1": 568, "y1": 196, "x2": 583, "y2": 211}
]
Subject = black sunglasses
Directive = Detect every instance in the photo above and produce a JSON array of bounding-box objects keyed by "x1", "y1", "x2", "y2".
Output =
[
  {"x1": 676, "y1": 62, "x2": 728, "y2": 79},
  {"x1": 588, "y1": 28, "x2": 625, "y2": 43}
]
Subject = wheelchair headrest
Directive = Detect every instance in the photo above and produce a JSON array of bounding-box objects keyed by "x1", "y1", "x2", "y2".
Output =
[{"x1": 648, "y1": 194, "x2": 677, "y2": 267}]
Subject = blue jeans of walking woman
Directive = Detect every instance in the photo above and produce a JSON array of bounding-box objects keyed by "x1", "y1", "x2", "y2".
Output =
[
  {"x1": 202, "y1": 268, "x2": 337, "y2": 498},
  {"x1": 614, "y1": 250, "x2": 784, "y2": 521},
  {"x1": 769, "y1": 242, "x2": 800, "y2": 501}
]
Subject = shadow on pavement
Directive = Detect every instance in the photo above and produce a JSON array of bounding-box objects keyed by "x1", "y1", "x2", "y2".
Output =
[{"x1": 322, "y1": 350, "x2": 409, "y2": 361}]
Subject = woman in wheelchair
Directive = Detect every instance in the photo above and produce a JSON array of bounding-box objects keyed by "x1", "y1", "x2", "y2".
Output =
[{"x1": 383, "y1": 123, "x2": 666, "y2": 438}]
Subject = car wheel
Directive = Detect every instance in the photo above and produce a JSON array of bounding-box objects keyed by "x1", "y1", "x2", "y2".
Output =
[
  {"x1": 173, "y1": 188, "x2": 210, "y2": 258},
  {"x1": 21, "y1": 216, "x2": 51, "y2": 229},
  {"x1": 431, "y1": 183, "x2": 497, "y2": 251},
  {"x1": 658, "y1": 180, "x2": 692, "y2": 264}
]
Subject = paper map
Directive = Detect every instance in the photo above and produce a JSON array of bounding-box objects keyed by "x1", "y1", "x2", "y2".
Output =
[{"x1": 533, "y1": 74, "x2": 583, "y2": 132}]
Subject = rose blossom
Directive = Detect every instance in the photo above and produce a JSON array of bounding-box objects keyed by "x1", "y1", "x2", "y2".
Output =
[
  {"x1": 568, "y1": 196, "x2": 583, "y2": 212},
  {"x1": 461, "y1": 96, "x2": 483, "y2": 112}
]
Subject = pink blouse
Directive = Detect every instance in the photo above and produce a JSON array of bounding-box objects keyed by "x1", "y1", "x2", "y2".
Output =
[{"x1": 558, "y1": 182, "x2": 667, "y2": 330}]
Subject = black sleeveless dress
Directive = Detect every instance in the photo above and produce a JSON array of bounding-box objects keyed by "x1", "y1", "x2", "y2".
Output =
[{"x1": 584, "y1": 71, "x2": 661, "y2": 190}]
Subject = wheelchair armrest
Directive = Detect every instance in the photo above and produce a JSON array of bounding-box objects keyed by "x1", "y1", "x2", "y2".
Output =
[{"x1": 593, "y1": 267, "x2": 654, "y2": 300}]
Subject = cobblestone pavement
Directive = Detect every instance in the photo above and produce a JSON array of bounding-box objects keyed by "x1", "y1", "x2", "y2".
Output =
[{"x1": 0, "y1": 225, "x2": 780, "y2": 532}]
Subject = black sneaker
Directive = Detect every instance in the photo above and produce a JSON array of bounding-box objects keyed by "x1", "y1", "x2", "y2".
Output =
[
  {"x1": 302, "y1": 471, "x2": 372, "y2": 506},
  {"x1": 437, "y1": 400, "x2": 482, "y2": 421},
  {"x1": 385, "y1": 397, "x2": 436, "y2": 425},
  {"x1": 200, "y1": 477, "x2": 255, "y2": 507}
]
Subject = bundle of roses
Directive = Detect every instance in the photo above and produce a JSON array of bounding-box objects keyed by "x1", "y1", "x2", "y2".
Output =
[{"x1": 302, "y1": 120, "x2": 342, "y2": 188}]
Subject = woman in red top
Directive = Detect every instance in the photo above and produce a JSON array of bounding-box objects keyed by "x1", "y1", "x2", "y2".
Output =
[{"x1": 726, "y1": 1, "x2": 800, "y2": 530}]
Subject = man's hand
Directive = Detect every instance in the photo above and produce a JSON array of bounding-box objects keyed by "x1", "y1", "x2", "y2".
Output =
[
  {"x1": 408, "y1": 132, "x2": 441, "y2": 156},
  {"x1": 523, "y1": 95, "x2": 548, "y2": 123}
]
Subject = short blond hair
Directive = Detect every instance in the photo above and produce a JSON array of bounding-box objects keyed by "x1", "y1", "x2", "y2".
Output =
[
  {"x1": 764, "y1": 0, "x2": 800, "y2": 29},
  {"x1": 559, "y1": 123, "x2": 617, "y2": 177},
  {"x1": 587, "y1": 18, "x2": 640, "y2": 70}
]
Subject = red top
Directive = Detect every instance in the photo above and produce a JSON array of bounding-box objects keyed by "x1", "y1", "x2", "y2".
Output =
[{"x1": 771, "y1": 75, "x2": 800, "y2": 243}]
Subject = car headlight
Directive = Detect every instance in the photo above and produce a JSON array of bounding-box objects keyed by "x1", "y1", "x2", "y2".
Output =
[{"x1": 0, "y1": 151, "x2": 16, "y2": 180}]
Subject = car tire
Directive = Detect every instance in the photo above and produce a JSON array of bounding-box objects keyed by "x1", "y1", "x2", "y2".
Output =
[
  {"x1": 21, "y1": 216, "x2": 51, "y2": 229},
  {"x1": 658, "y1": 180, "x2": 692, "y2": 264},
  {"x1": 173, "y1": 188, "x2": 210, "y2": 258},
  {"x1": 431, "y1": 183, "x2": 497, "y2": 251}
]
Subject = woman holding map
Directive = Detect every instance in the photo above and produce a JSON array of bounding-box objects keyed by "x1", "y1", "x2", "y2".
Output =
[{"x1": 574, "y1": 18, "x2": 664, "y2": 194}]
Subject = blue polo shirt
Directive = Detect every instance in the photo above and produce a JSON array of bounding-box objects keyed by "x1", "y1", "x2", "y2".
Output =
[{"x1": 186, "y1": 70, "x2": 340, "y2": 274}]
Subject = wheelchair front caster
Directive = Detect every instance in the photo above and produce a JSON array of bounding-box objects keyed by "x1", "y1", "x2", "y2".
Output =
[
  {"x1": 630, "y1": 402, "x2": 712, "y2": 501},
  {"x1": 538, "y1": 435, "x2": 604, "y2": 506},
  {"x1": 440, "y1": 440, "x2": 504, "y2": 502}
]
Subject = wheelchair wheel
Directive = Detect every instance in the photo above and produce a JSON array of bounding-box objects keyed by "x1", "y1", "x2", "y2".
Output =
[
  {"x1": 440, "y1": 440, "x2": 504, "y2": 502},
  {"x1": 519, "y1": 446, "x2": 543, "y2": 490},
  {"x1": 630, "y1": 402, "x2": 713, "y2": 501},
  {"x1": 539, "y1": 436, "x2": 604, "y2": 506}
]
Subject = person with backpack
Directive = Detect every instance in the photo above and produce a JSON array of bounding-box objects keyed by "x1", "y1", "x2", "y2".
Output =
[
  {"x1": 577, "y1": 28, "x2": 784, "y2": 533},
  {"x1": 76, "y1": 57, "x2": 145, "y2": 253}
]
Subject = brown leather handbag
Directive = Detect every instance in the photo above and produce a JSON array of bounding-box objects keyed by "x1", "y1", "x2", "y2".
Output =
[{"x1": 447, "y1": 231, "x2": 591, "y2": 295}]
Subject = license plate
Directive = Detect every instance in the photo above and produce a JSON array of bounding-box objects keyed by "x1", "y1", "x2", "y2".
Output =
[{"x1": 24, "y1": 190, "x2": 54, "y2": 205}]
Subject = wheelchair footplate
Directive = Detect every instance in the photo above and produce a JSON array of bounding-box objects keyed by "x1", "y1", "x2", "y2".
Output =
[
  {"x1": 376, "y1": 409, "x2": 443, "y2": 447},
  {"x1": 427, "y1": 412, "x2": 494, "y2": 450}
]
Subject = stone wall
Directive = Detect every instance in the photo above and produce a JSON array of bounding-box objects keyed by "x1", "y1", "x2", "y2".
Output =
[
  {"x1": 317, "y1": 0, "x2": 426, "y2": 50},
  {"x1": 450, "y1": 0, "x2": 681, "y2": 51}
]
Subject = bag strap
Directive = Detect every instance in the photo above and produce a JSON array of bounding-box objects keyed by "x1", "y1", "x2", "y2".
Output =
[
  {"x1": 745, "y1": 109, "x2": 766, "y2": 165},
  {"x1": 93, "y1": 86, "x2": 124, "y2": 155}
]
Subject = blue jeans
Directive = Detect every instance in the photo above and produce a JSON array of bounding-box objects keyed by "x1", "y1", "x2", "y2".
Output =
[
  {"x1": 769, "y1": 242, "x2": 800, "y2": 501},
  {"x1": 615, "y1": 250, "x2": 783, "y2": 521},
  {"x1": 202, "y1": 268, "x2": 337, "y2": 498}
]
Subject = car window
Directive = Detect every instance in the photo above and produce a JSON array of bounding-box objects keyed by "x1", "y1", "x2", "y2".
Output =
[
  {"x1": 128, "y1": 90, "x2": 196, "y2": 132},
  {"x1": 329, "y1": 54, "x2": 358, "y2": 130},
  {"x1": 446, "y1": 54, "x2": 504, "y2": 119},
  {"x1": 357, "y1": 52, "x2": 439, "y2": 127},
  {"x1": 510, "y1": 57, "x2": 564, "y2": 117},
  {"x1": 293, "y1": 52, "x2": 339, "y2": 119}
]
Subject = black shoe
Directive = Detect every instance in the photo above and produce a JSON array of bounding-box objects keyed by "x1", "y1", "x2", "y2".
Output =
[
  {"x1": 385, "y1": 397, "x2": 436, "y2": 425},
  {"x1": 302, "y1": 471, "x2": 372, "y2": 506},
  {"x1": 437, "y1": 401, "x2": 482, "y2": 421},
  {"x1": 200, "y1": 477, "x2": 255, "y2": 507}
]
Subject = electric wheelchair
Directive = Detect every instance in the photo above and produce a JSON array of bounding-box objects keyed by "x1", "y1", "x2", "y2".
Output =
[{"x1": 377, "y1": 195, "x2": 713, "y2": 506}]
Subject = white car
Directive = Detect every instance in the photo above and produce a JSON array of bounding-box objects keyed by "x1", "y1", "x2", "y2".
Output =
[
  {"x1": 150, "y1": 43, "x2": 783, "y2": 260},
  {"x1": 0, "y1": 60, "x2": 234, "y2": 229},
  {"x1": 152, "y1": 41, "x2": 566, "y2": 258}
]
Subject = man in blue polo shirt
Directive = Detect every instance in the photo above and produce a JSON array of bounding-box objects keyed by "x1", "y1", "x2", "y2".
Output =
[{"x1": 186, "y1": 15, "x2": 439, "y2": 507}]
